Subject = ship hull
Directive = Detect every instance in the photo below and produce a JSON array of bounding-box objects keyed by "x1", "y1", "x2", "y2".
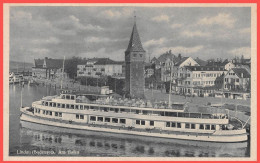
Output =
[{"x1": 20, "y1": 112, "x2": 248, "y2": 143}]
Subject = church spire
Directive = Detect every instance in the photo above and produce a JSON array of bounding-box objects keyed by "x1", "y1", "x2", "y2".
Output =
[{"x1": 126, "y1": 15, "x2": 145, "y2": 52}]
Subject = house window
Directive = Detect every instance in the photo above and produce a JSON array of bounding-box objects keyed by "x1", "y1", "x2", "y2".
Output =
[
  {"x1": 141, "y1": 120, "x2": 145, "y2": 125},
  {"x1": 136, "y1": 120, "x2": 140, "y2": 125},
  {"x1": 150, "y1": 121, "x2": 154, "y2": 126},
  {"x1": 76, "y1": 114, "x2": 79, "y2": 119},
  {"x1": 139, "y1": 54, "x2": 143, "y2": 57},
  {"x1": 211, "y1": 125, "x2": 216, "y2": 130},
  {"x1": 49, "y1": 111, "x2": 52, "y2": 116},
  {"x1": 43, "y1": 110, "x2": 45, "y2": 114},
  {"x1": 133, "y1": 54, "x2": 137, "y2": 57},
  {"x1": 177, "y1": 123, "x2": 181, "y2": 128},
  {"x1": 199, "y1": 124, "x2": 204, "y2": 130},
  {"x1": 55, "y1": 112, "x2": 58, "y2": 116},
  {"x1": 236, "y1": 79, "x2": 239, "y2": 82}
]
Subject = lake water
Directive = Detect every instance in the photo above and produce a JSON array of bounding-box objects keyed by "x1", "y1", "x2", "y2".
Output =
[{"x1": 9, "y1": 84, "x2": 250, "y2": 157}]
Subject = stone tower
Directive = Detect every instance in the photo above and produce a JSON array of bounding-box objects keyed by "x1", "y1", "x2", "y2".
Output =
[{"x1": 125, "y1": 20, "x2": 146, "y2": 98}]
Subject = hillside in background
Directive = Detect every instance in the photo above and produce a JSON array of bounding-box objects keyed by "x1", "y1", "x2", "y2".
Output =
[{"x1": 9, "y1": 60, "x2": 34, "y2": 72}]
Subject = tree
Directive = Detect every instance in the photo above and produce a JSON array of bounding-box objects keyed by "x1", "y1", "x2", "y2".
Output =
[{"x1": 64, "y1": 57, "x2": 87, "y2": 79}]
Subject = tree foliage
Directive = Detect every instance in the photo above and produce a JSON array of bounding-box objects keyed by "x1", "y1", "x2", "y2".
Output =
[{"x1": 64, "y1": 57, "x2": 87, "y2": 79}]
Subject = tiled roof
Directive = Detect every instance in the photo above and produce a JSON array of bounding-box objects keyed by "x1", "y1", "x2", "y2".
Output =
[
  {"x1": 34, "y1": 59, "x2": 44, "y2": 68},
  {"x1": 151, "y1": 57, "x2": 160, "y2": 64},
  {"x1": 186, "y1": 66, "x2": 226, "y2": 71},
  {"x1": 94, "y1": 58, "x2": 124, "y2": 65},
  {"x1": 87, "y1": 58, "x2": 108, "y2": 63},
  {"x1": 174, "y1": 57, "x2": 189, "y2": 66},
  {"x1": 157, "y1": 53, "x2": 176, "y2": 63},
  {"x1": 125, "y1": 23, "x2": 145, "y2": 52},
  {"x1": 231, "y1": 68, "x2": 251, "y2": 78},
  {"x1": 45, "y1": 58, "x2": 63, "y2": 69},
  {"x1": 206, "y1": 61, "x2": 231, "y2": 67},
  {"x1": 194, "y1": 58, "x2": 207, "y2": 66}
]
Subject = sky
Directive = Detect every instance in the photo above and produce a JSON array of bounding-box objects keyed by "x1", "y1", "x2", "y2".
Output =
[{"x1": 10, "y1": 6, "x2": 251, "y2": 63}]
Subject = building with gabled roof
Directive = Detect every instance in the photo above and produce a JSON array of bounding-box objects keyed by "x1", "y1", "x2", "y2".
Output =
[
  {"x1": 170, "y1": 65, "x2": 227, "y2": 97},
  {"x1": 224, "y1": 68, "x2": 250, "y2": 92},
  {"x1": 32, "y1": 57, "x2": 66, "y2": 79},
  {"x1": 161, "y1": 56, "x2": 199, "y2": 82}
]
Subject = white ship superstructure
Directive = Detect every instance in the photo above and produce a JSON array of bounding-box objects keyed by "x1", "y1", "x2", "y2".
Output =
[{"x1": 20, "y1": 89, "x2": 248, "y2": 143}]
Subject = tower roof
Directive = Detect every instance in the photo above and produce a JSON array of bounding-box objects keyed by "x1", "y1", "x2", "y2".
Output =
[{"x1": 126, "y1": 22, "x2": 145, "y2": 52}]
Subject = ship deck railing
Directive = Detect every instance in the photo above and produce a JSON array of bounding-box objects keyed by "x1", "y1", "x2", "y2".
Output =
[{"x1": 35, "y1": 102, "x2": 227, "y2": 120}]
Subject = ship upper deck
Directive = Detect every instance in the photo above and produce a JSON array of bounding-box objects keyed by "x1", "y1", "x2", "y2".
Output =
[{"x1": 34, "y1": 93, "x2": 228, "y2": 120}]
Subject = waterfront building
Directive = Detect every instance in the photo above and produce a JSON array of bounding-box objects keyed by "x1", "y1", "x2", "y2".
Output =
[
  {"x1": 222, "y1": 68, "x2": 251, "y2": 100},
  {"x1": 173, "y1": 66, "x2": 227, "y2": 96},
  {"x1": 224, "y1": 68, "x2": 250, "y2": 92},
  {"x1": 32, "y1": 57, "x2": 67, "y2": 79},
  {"x1": 125, "y1": 20, "x2": 146, "y2": 98},
  {"x1": 77, "y1": 58, "x2": 124, "y2": 78},
  {"x1": 162, "y1": 56, "x2": 199, "y2": 82}
]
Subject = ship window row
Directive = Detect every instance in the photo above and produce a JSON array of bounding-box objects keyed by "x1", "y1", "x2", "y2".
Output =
[
  {"x1": 76, "y1": 114, "x2": 84, "y2": 119},
  {"x1": 166, "y1": 122, "x2": 182, "y2": 128},
  {"x1": 166, "y1": 122, "x2": 215, "y2": 130},
  {"x1": 136, "y1": 120, "x2": 155, "y2": 126},
  {"x1": 61, "y1": 95, "x2": 75, "y2": 100},
  {"x1": 34, "y1": 108, "x2": 62, "y2": 117},
  {"x1": 89, "y1": 116, "x2": 126, "y2": 124}
]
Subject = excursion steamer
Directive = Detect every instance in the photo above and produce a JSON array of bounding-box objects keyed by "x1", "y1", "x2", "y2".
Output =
[{"x1": 20, "y1": 89, "x2": 248, "y2": 143}]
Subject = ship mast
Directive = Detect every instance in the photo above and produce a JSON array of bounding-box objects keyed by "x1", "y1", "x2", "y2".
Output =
[
  {"x1": 221, "y1": 73, "x2": 224, "y2": 110},
  {"x1": 168, "y1": 64, "x2": 173, "y2": 108},
  {"x1": 20, "y1": 87, "x2": 23, "y2": 108},
  {"x1": 61, "y1": 56, "x2": 65, "y2": 89}
]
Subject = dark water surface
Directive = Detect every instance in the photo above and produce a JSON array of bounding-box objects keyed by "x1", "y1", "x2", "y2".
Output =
[{"x1": 9, "y1": 85, "x2": 250, "y2": 157}]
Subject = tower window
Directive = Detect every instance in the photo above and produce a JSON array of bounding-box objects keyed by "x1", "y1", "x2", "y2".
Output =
[
  {"x1": 139, "y1": 54, "x2": 143, "y2": 57},
  {"x1": 133, "y1": 54, "x2": 137, "y2": 57}
]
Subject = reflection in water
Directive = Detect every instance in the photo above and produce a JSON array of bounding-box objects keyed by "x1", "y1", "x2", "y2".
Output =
[
  {"x1": 18, "y1": 121, "x2": 249, "y2": 157},
  {"x1": 10, "y1": 85, "x2": 250, "y2": 157}
]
